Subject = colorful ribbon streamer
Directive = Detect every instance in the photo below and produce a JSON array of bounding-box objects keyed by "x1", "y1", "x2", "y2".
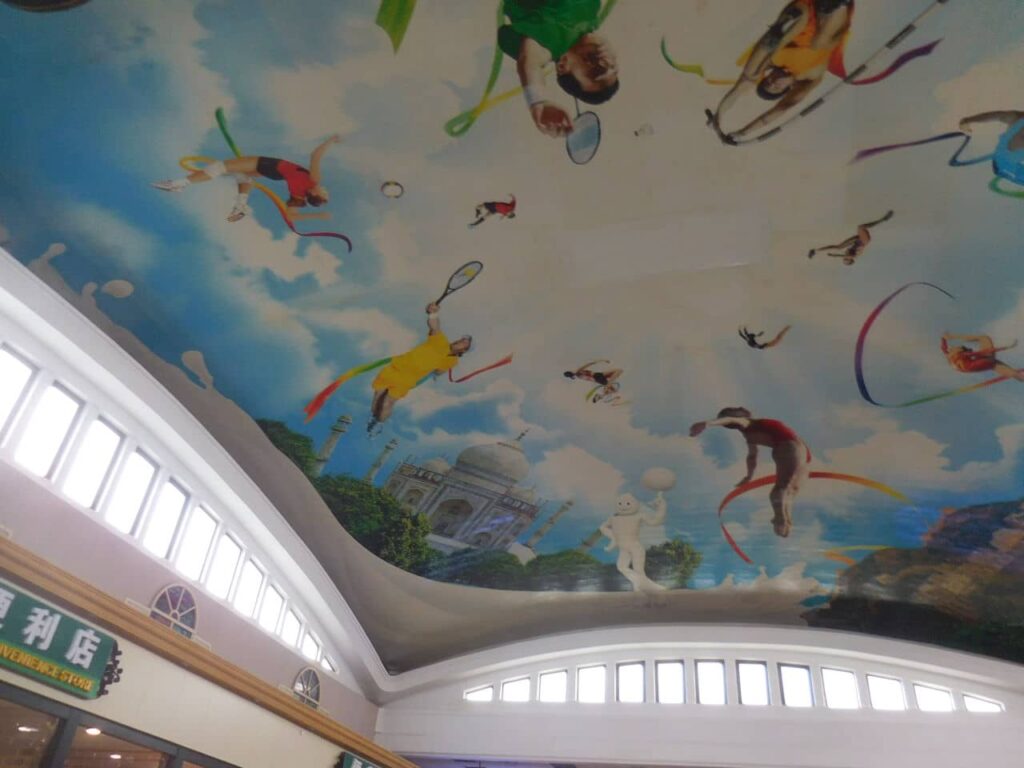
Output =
[
  {"x1": 718, "y1": 473, "x2": 910, "y2": 564},
  {"x1": 854, "y1": 282, "x2": 1017, "y2": 409},
  {"x1": 659, "y1": 38, "x2": 735, "y2": 85},
  {"x1": 303, "y1": 353, "x2": 514, "y2": 422},
  {"x1": 852, "y1": 131, "x2": 989, "y2": 166},
  {"x1": 444, "y1": 0, "x2": 618, "y2": 137},
  {"x1": 990, "y1": 176, "x2": 1024, "y2": 199},
  {"x1": 376, "y1": 0, "x2": 418, "y2": 53},
  {"x1": 303, "y1": 357, "x2": 393, "y2": 422},
  {"x1": 204, "y1": 108, "x2": 352, "y2": 251}
]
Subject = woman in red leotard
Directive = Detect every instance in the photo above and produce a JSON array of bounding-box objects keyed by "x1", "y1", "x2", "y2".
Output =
[
  {"x1": 942, "y1": 333, "x2": 1024, "y2": 382},
  {"x1": 153, "y1": 134, "x2": 341, "y2": 223},
  {"x1": 468, "y1": 195, "x2": 517, "y2": 228},
  {"x1": 690, "y1": 407, "x2": 811, "y2": 538}
]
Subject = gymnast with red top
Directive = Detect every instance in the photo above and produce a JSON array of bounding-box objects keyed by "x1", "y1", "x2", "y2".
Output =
[
  {"x1": 941, "y1": 333, "x2": 1024, "y2": 382},
  {"x1": 689, "y1": 407, "x2": 810, "y2": 538},
  {"x1": 468, "y1": 195, "x2": 517, "y2": 228},
  {"x1": 152, "y1": 134, "x2": 342, "y2": 223}
]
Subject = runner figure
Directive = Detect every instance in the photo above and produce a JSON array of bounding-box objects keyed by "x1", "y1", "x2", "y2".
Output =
[
  {"x1": 808, "y1": 210, "x2": 893, "y2": 265},
  {"x1": 468, "y1": 195, "x2": 517, "y2": 228},
  {"x1": 941, "y1": 333, "x2": 1024, "y2": 383},
  {"x1": 689, "y1": 407, "x2": 811, "y2": 538},
  {"x1": 501, "y1": 0, "x2": 620, "y2": 139},
  {"x1": 739, "y1": 325, "x2": 792, "y2": 350},
  {"x1": 367, "y1": 302, "x2": 473, "y2": 433},
  {"x1": 153, "y1": 134, "x2": 342, "y2": 223},
  {"x1": 564, "y1": 360, "x2": 623, "y2": 402}
]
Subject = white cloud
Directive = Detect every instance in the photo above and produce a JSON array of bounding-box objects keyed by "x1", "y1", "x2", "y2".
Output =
[
  {"x1": 932, "y1": 46, "x2": 1024, "y2": 132},
  {"x1": 306, "y1": 306, "x2": 417, "y2": 356},
  {"x1": 532, "y1": 445, "x2": 626, "y2": 515},
  {"x1": 61, "y1": 202, "x2": 156, "y2": 271}
]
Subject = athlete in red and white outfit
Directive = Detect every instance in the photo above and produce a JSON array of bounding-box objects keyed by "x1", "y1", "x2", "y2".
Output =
[
  {"x1": 152, "y1": 134, "x2": 341, "y2": 223},
  {"x1": 942, "y1": 333, "x2": 1024, "y2": 382},
  {"x1": 690, "y1": 407, "x2": 811, "y2": 538},
  {"x1": 468, "y1": 195, "x2": 517, "y2": 228}
]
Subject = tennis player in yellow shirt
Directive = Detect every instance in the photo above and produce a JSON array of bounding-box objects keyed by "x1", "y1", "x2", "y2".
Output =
[{"x1": 368, "y1": 302, "x2": 473, "y2": 432}]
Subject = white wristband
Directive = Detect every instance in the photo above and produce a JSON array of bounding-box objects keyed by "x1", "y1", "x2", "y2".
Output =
[{"x1": 523, "y1": 84, "x2": 548, "y2": 108}]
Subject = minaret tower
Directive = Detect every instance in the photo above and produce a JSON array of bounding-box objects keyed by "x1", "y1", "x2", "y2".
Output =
[
  {"x1": 364, "y1": 438, "x2": 399, "y2": 483},
  {"x1": 525, "y1": 500, "x2": 574, "y2": 549},
  {"x1": 313, "y1": 414, "x2": 352, "y2": 477}
]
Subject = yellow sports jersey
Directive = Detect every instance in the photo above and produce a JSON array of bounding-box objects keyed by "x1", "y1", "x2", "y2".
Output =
[{"x1": 372, "y1": 332, "x2": 458, "y2": 399}]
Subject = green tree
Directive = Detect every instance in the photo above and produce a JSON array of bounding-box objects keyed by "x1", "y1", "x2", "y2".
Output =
[
  {"x1": 423, "y1": 549, "x2": 527, "y2": 589},
  {"x1": 644, "y1": 539, "x2": 703, "y2": 589},
  {"x1": 524, "y1": 550, "x2": 630, "y2": 592},
  {"x1": 314, "y1": 474, "x2": 437, "y2": 572},
  {"x1": 256, "y1": 419, "x2": 319, "y2": 479}
]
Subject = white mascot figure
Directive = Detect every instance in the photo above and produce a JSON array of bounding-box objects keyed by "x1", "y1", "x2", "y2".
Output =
[{"x1": 599, "y1": 468, "x2": 676, "y2": 593}]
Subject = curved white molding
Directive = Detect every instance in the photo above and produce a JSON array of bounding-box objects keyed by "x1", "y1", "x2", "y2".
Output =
[{"x1": 0, "y1": 247, "x2": 388, "y2": 695}]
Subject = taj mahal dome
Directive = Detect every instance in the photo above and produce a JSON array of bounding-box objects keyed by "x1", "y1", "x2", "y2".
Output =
[{"x1": 383, "y1": 432, "x2": 545, "y2": 554}]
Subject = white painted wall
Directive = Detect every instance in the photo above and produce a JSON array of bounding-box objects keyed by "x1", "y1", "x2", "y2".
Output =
[
  {"x1": 377, "y1": 628, "x2": 1024, "y2": 768},
  {"x1": 1, "y1": 640, "x2": 342, "y2": 768}
]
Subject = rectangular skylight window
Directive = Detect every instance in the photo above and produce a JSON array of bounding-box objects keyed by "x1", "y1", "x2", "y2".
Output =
[
  {"x1": 280, "y1": 609, "x2": 301, "y2": 647},
  {"x1": 301, "y1": 631, "x2": 321, "y2": 661},
  {"x1": 822, "y1": 668, "x2": 859, "y2": 710},
  {"x1": 13, "y1": 384, "x2": 80, "y2": 477},
  {"x1": 656, "y1": 661, "x2": 684, "y2": 704},
  {"x1": 257, "y1": 585, "x2": 284, "y2": 633},
  {"x1": 501, "y1": 678, "x2": 530, "y2": 702},
  {"x1": 577, "y1": 665, "x2": 607, "y2": 703},
  {"x1": 231, "y1": 559, "x2": 265, "y2": 618},
  {"x1": 866, "y1": 675, "x2": 906, "y2": 711},
  {"x1": 104, "y1": 450, "x2": 156, "y2": 534},
  {"x1": 60, "y1": 418, "x2": 122, "y2": 508},
  {"x1": 205, "y1": 534, "x2": 242, "y2": 599},
  {"x1": 464, "y1": 686, "x2": 494, "y2": 703},
  {"x1": 696, "y1": 661, "x2": 726, "y2": 706},
  {"x1": 320, "y1": 656, "x2": 338, "y2": 674},
  {"x1": 173, "y1": 505, "x2": 217, "y2": 581},
  {"x1": 779, "y1": 665, "x2": 813, "y2": 708},
  {"x1": 738, "y1": 662, "x2": 769, "y2": 706},
  {"x1": 0, "y1": 348, "x2": 33, "y2": 430},
  {"x1": 538, "y1": 670, "x2": 568, "y2": 703},
  {"x1": 617, "y1": 662, "x2": 645, "y2": 703},
  {"x1": 963, "y1": 694, "x2": 1002, "y2": 713},
  {"x1": 914, "y1": 684, "x2": 954, "y2": 712},
  {"x1": 141, "y1": 480, "x2": 187, "y2": 558}
]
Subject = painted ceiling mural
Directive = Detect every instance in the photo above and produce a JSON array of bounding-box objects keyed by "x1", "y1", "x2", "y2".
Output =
[{"x1": 2, "y1": 0, "x2": 1024, "y2": 669}]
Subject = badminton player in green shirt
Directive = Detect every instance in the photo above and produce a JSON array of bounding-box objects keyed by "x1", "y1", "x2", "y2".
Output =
[{"x1": 499, "y1": 0, "x2": 620, "y2": 138}]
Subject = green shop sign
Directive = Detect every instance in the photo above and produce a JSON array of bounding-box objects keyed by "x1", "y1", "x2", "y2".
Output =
[
  {"x1": 0, "y1": 577, "x2": 121, "y2": 699},
  {"x1": 337, "y1": 752, "x2": 381, "y2": 768}
]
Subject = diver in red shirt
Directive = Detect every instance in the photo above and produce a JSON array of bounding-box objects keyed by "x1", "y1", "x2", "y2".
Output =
[
  {"x1": 942, "y1": 333, "x2": 1024, "y2": 382},
  {"x1": 152, "y1": 134, "x2": 341, "y2": 223},
  {"x1": 468, "y1": 195, "x2": 517, "y2": 228},
  {"x1": 690, "y1": 407, "x2": 811, "y2": 538}
]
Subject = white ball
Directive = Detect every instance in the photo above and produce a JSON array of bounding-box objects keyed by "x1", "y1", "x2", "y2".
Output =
[
  {"x1": 101, "y1": 279, "x2": 135, "y2": 299},
  {"x1": 641, "y1": 467, "x2": 676, "y2": 491}
]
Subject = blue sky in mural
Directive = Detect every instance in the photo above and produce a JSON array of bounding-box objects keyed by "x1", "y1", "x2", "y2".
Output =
[{"x1": 1, "y1": 0, "x2": 1023, "y2": 591}]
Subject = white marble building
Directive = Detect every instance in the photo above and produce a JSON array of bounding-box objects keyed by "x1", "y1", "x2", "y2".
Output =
[{"x1": 384, "y1": 433, "x2": 543, "y2": 554}]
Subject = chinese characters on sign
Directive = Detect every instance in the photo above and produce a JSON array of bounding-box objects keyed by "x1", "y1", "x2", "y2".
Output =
[{"x1": 0, "y1": 578, "x2": 120, "y2": 699}]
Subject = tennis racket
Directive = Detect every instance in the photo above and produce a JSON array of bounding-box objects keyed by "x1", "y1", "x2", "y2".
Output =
[
  {"x1": 566, "y1": 98, "x2": 602, "y2": 165},
  {"x1": 435, "y1": 260, "x2": 483, "y2": 305}
]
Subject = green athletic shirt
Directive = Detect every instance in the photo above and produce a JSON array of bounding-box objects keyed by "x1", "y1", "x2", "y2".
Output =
[{"x1": 497, "y1": 0, "x2": 602, "y2": 61}]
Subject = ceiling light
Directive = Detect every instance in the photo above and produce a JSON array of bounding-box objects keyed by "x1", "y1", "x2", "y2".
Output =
[
  {"x1": 17, "y1": 725, "x2": 39, "y2": 733},
  {"x1": 110, "y1": 755, "x2": 122, "y2": 760},
  {"x1": 85, "y1": 727, "x2": 102, "y2": 736}
]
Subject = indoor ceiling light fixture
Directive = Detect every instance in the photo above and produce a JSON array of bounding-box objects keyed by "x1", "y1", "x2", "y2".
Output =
[
  {"x1": 85, "y1": 727, "x2": 102, "y2": 736},
  {"x1": 110, "y1": 755, "x2": 122, "y2": 760},
  {"x1": 16, "y1": 725, "x2": 39, "y2": 733}
]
